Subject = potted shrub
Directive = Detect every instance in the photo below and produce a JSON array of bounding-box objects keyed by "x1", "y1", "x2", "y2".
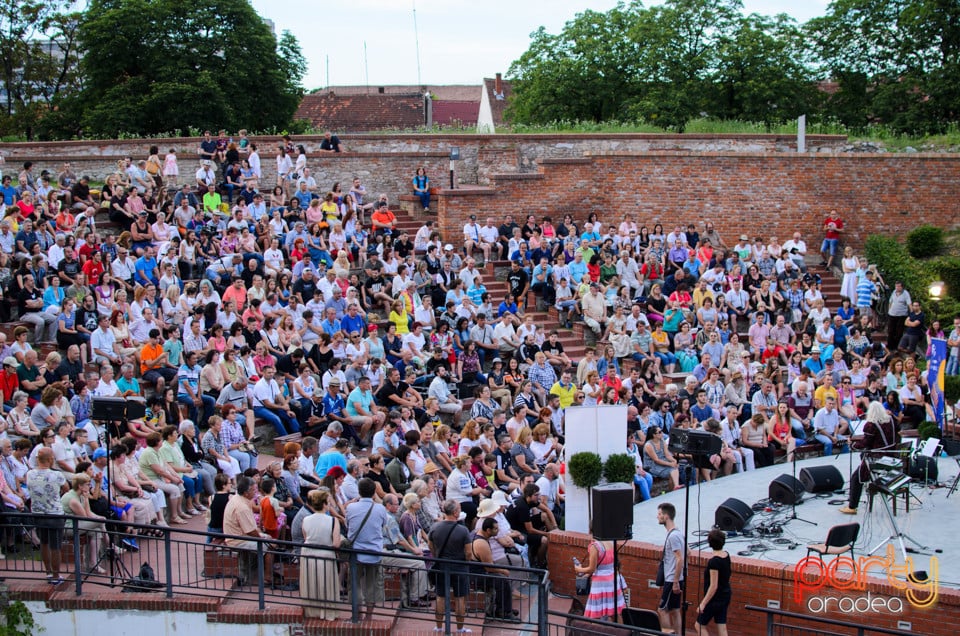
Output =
[
  {"x1": 603, "y1": 453, "x2": 636, "y2": 485},
  {"x1": 568, "y1": 452, "x2": 603, "y2": 490}
]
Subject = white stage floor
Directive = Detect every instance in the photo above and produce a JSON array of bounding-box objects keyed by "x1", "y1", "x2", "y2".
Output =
[{"x1": 631, "y1": 453, "x2": 958, "y2": 589}]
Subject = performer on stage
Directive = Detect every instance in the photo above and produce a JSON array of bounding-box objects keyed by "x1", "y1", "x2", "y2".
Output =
[{"x1": 839, "y1": 402, "x2": 896, "y2": 515}]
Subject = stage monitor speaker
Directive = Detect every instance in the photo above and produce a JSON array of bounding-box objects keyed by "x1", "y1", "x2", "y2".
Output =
[
  {"x1": 621, "y1": 607, "x2": 662, "y2": 630},
  {"x1": 91, "y1": 397, "x2": 127, "y2": 421},
  {"x1": 799, "y1": 465, "x2": 845, "y2": 493},
  {"x1": 592, "y1": 483, "x2": 634, "y2": 540},
  {"x1": 769, "y1": 474, "x2": 805, "y2": 505},
  {"x1": 715, "y1": 498, "x2": 753, "y2": 532}
]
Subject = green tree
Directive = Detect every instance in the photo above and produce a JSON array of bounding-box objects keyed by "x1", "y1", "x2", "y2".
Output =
[
  {"x1": 76, "y1": 0, "x2": 304, "y2": 137},
  {"x1": 507, "y1": 4, "x2": 645, "y2": 124},
  {"x1": 710, "y1": 14, "x2": 818, "y2": 128},
  {"x1": 808, "y1": 0, "x2": 960, "y2": 133},
  {"x1": 0, "y1": 0, "x2": 82, "y2": 139},
  {"x1": 627, "y1": 0, "x2": 743, "y2": 131}
]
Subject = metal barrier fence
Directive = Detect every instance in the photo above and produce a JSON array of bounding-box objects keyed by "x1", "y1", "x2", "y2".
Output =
[
  {"x1": 746, "y1": 605, "x2": 914, "y2": 636},
  {"x1": 0, "y1": 512, "x2": 550, "y2": 634}
]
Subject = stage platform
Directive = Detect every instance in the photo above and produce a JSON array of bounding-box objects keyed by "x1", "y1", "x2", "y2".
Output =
[{"x1": 631, "y1": 453, "x2": 960, "y2": 590}]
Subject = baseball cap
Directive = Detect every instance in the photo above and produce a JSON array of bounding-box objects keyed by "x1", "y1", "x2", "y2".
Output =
[
  {"x1": 2, "y1": 357, "x2": 18, "y2": 367},
  {"x1": 444, "y1": 244, "x2": 454, "y2": 252},
  {"x1": 92, "y1": 448, "x2": 108, "y2": 460}
]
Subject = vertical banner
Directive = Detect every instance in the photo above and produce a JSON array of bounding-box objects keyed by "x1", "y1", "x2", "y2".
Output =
[{"x1": 928, "y1": 337, "x2": 947, "y2": 430}]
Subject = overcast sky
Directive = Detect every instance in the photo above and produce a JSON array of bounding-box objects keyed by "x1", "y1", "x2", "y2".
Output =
[{"x1": 250, "y1": 0, "x2": 831, "y2": 90}]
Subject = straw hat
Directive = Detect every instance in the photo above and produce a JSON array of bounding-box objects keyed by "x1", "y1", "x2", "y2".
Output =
[{"x1": 477, "y1": 499, "x2": 500, "y2": 518}]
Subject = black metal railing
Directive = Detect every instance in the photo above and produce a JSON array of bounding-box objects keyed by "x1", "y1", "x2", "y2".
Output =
[
  {"x1": 746, "y1": 605, "x2": 915, "y2": 636},
  {"x1": 0, "y1": 512, "x2": 550, "y2": 634}
]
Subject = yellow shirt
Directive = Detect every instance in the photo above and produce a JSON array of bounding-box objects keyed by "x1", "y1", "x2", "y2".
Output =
[
  {"x1": 814, "y1": 385, "x2": 838, "y2": 408},
  {"x1": 550, "y1": 381, "x2": 577, "y2": 409}
]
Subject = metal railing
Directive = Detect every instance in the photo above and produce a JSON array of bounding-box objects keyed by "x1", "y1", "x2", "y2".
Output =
[
  {"x1": 746, "y1": 605, "x2": 914, "y2": 636},
  {"x1": 0, "y1": 512, "x2": 550, "y2": 634}
]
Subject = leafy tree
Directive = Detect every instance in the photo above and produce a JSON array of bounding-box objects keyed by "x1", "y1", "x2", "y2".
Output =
[
  {"x1": 75, "y1": 0, "x2": 304, "y2": 137},
  {"x1": 507, "y1": 5, "x2": 645, "y2": 124},
  {"x1": 0, "y1": 0, "x2": 82, "y2": 139},
  {"x1": 710, "y1": 14, "x2": 819, "y2": 128},
  {"x1": 808, "y1": 0, "x2": 960, "y2": 133}
]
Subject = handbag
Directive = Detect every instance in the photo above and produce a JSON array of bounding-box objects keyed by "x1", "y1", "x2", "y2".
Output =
[
  {"x1": 341, "y1": 501, "x2": 374, "y2": 550},
  {"x1": 427, "y1": 522, "x2": 455, "y2": 585}
]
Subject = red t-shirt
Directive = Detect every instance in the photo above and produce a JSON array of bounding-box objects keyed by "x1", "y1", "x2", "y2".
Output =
[
  {"x1": 82, "y1": 259, "x2": 104, "y2": 286},
  {"x1": 823, "y1": 217, "x2": 843, "y2": 239}
]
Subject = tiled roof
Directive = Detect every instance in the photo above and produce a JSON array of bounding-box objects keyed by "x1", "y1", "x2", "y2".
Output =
[
  {"x1": 482, "y1": 77, "x2": 513, "y2": 126},
  {"x1": 319, "y1": 85, "x2": 481, "y2": 101},
  {"x1": 295, "y1": 93, "x2": 427, "y2": 132},
  {"x1": 432, "y1": 101, "x2": 480, "y2": 127}
]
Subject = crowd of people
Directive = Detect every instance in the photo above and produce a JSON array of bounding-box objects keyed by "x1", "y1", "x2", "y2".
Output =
[{"x1": 0, "y1": 133, "x2": 953, "y2": 629}]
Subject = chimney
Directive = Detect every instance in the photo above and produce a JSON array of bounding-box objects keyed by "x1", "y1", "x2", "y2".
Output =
[{"x1": 495, "y1": 73, "x2": 502, "y2": 96}]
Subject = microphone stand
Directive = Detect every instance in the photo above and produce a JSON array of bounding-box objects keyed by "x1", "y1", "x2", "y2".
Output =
[{"x1": 789, "y1": 449, "x2": 817, "y2": 526}]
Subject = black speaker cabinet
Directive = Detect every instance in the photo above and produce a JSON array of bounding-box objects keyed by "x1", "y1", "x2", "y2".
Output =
[
  {"x1": 592, "y1": 483, "x2": 634, "y2": 540},
  {"x1": 715, "y1": 498, "x2": 753, "y2": 532},
  {"x1": 799, "y1": 465, "x2": 845, "y2": 493},
  {"x1": 91, "y1": 397, "x2": 127, "y2": 421},
  {"x1": 668, "y1": 429, "x2": 723, "y2": 457},
  {"x1": 909, "y1": 455, "x2": 938, "y2": 482},
  {"x1": 769, "y1": 474, "x2": 805, "y2": 505}
]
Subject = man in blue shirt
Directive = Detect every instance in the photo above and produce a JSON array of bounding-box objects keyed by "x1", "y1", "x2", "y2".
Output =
[
  {"x1": 568, "y1": 251, "x2": 588, "y2": 285},
  {"x1": 345, "y1": 376, "x2": 384, "y2": 445},
  {"x1": 0, "y1": 176, "x2": 16, "y2": 205},
  {"x1": 176, "y1": 350, "x2": 215, "y2": 427},
  {"x1": 340, "y1": 303, "x2": 365, "y2": 336},
  {"x1": 134, "y1": 245, "x2": 159, "y2": 287},
  {"x1": 690, "y1": 389, "x2": 714, "y2": 425},
  {"x1": 345, "y1": 479, "x2": 390, "y2": 620},
  {"x1": 322, "y1": 379, "x2": 364, "y2": 447}
]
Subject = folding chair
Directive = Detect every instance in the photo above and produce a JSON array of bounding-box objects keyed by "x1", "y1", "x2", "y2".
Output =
[{"x1": 806, "y1": 522, "x2": 860, "y2": 563}]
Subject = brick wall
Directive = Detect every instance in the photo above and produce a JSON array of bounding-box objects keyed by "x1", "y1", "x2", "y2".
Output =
[
  {"x1": 548, "y1": 530, "x2": 959, "y2": 636},
  {"x1": 435, "y1": 153, "x2": 960, "y2": 249}
]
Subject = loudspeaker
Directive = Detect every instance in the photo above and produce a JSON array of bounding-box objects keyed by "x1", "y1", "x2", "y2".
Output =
[
  {"x1": 592, "y1": 483, "x2": 634, "y2": 540},
  {"x1": 669, "y1": 429, "x2": 723, "y2": 457},
  {"x1": 92, "y1": 397, "x2": 127, "y2": 421},
  {"x1": 909, "y1": 455, "x2": 938, "y2": 482},
  {"x1": 126, "y1": 397, "x2": 147, "y2": 420},
  {"x1": 769, "y1": 474, "x2": 805, "y2": 505},
  {"x1": 715, "y1": 498, "x2": 753, "y2": 532},
  {"x1": 799, "y1": 465, "x2": 845, "y2": 493}
]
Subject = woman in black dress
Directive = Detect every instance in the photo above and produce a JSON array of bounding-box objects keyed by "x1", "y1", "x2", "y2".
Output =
[{"x1": 696, "y1": 529, "x2": 732, "y2": 636}]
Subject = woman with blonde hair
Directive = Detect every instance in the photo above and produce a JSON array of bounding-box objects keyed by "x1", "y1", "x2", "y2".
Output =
[{"x1": 300, "y1": 489, "x2": 340, "y2": 620}]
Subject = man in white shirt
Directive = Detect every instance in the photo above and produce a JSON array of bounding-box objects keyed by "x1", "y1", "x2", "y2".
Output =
[
  {"x1": 195, "y1": 161, "x2": 216, "y2": 189},
  {"x1": 617, "y1": 252, "x2": 640, "y2": 296},
  {"x1": 782, "y1": 232, "x2": 808, "y2": 271},
  {"x1": 90, "y1": 314, "x2": 122, "y2": 366},
  {"x1": 52, "y1": 422, "x2": 77, "y2": 473},
  {"x1": 252, "y1": 364, "x2": 299, "y2": 436},
  {"x1": 493, "y1": 314, "x2": 520, "y2": 356},
  {"x1": 462, "y1": 215, "x2": 490, "y2": 262},
  {"x1": 458, "y1": 259, "x2": 481, "y2": 290},
  {"x1": 111, "y1": 247, "x2": 137, "y2": 291},
  {"x1": 428, "y1": 365, "x2": 462, "y2": 426},
  {"x1": 581, "y1": 284, "x2": 607, "y2": 336},
  {"x1": 478, "y1": 218, "x2": 500, "y2": 259}
]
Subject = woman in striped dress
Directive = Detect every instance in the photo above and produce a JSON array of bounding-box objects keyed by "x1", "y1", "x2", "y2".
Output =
[{"x1": 575, "y1": 536, "x2": 628, "y2": 621}]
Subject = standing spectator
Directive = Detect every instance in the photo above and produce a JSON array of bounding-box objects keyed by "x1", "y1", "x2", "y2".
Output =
[
  {"x1": 344, "y1": 478, "x2": 391, "y2": 621},
  {"x1": 886, "y1": 281, "x2": 911, "y2": 351},
  {"x1": 27, "y1": 447, "x2": 67, "y2": 585},
  {"x1": 657, "y1": 502, "x2": 685, "y2": 635},
  {"x1": 300, "y1": 489, "x2": 341, "y2": 620},
  {"x1": 429, "y1": 499, "x2": 474, "y2": 633},
  {"x1": 696, "y1": 529, "x2": 732, "y2": 636},
  {"x1": 574, "y1": 528, "x2": 628, "y2": 621}
]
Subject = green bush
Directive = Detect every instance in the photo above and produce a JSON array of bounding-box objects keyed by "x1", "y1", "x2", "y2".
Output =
[
  {"x1": 918, "y1": 421, "x2": 942, "y2": 440},
  {"x1": 937, "y1": 257, "x2": 960, "y2": 302},
  {"x1": 946, "y1": 375, "x2": 960, "y2": 402},
  {"x1": 568, "y1": 452, "x2": 603, "y2": 489},
  {"x1": 865, "y1": 234, "x2": 960, "y2": 323},
  {"x1": 906, "y1": 225, "x2": 944, "y2": 258},
  {"x1": 603, "y1": 453, "x2": 637, "y2": 485}
]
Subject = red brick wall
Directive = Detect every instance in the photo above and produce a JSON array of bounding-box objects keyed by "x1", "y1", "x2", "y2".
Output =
[
  {"x1": 548, "y1": 530, "x2": 958, "y2": 636},
  {"x1": 435, "y1": 153, "x2": 960, "y2": 250}
]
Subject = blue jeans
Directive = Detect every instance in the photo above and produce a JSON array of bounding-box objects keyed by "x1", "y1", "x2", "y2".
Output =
[
  {"x1": 253, "y1": 406, "x2": 299, "y2": 436},
  {"x1": 177, "y1": 394, "x2": 215, "y2": 428},
  {"x1": 229, "y1": 449, "x2": 255, "y2": 472},
  {"x1": 181, "y1": 474, "x2": 200, "y2": 499},
  {"x1": 948, "y1": 354, "x2": 959, "y2": 376},
  {"x1": 634, "y1": 472, "x2": 654, "y2": 501},
  {"x1": 814, "y1": 434, "x2": 848, "y2": 456},
  {"x1": 415, "y1": 190, "x2": 430, "y2": 209},
  {"x1": 821, "y1": 238, "x2": 839, "y2": 256}
]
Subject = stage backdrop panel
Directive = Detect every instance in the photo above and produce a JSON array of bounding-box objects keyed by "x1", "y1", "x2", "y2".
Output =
[{"x1": 564, "y1": 405, "x2": 628, "y2": 534}]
